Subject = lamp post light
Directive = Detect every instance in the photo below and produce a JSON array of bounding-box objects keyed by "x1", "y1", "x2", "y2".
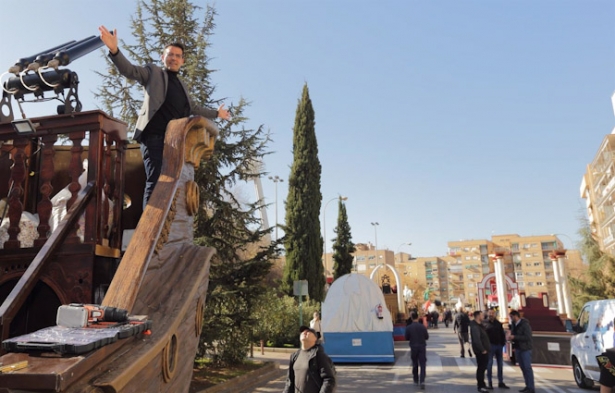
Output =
[
  {"x1": 371, "y1": 222, "x2": 379, "y2": 263},
  {"x1": 268, "y1": 175, "x2": 283, "y2": 242},
  {"x1": 397, "y1": 242, "x2": 412, "y2": 264},
  {"x1": 323, "y1": 195, "x2": 348, "y2": 275}
]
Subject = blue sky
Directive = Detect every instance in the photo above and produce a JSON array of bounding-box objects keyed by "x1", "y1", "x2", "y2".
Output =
[{"x1": 1, "y1": 1, "x2": 613, "y2": 257}]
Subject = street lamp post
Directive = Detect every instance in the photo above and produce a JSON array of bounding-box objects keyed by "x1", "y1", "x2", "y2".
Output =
[
  {"x1": 268, "y1": 175, "x2": 283, "y2": 242},
  {"x1": 371, "y1": 222, "x2": 379, "y2": 261},
  {"x1": 323, "y1": 196, "x2": 348, "y2": 276},
  {"x1": 397, "y1": 242, "x2": 412, "y2": 264}
]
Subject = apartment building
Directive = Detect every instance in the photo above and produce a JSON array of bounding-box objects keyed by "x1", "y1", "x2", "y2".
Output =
[
  {"x1": 446, "y1": 234, "x2": 582, "y2": 309},
  {"x1": 579, "y1": 91, "x2": 615, "y2": 254},
  {"x1": 580, "y1": 134, "x2": 615, "y2": 255},
  {"x1": 321, "y1": 234, "x2": 581, "y2": 312}
]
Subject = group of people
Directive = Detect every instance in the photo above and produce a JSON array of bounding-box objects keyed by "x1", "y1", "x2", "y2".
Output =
[{"x1": 406, "y1": 308, "x2": 535, "y2": 393}]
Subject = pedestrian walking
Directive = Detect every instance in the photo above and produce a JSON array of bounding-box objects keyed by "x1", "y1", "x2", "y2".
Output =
[
  {"x1": 454, "y1": 308, "x2": 473, "y2": 357},
  {"x1": 405, "y1": 311, "x2": 429, "y2": 389},
  {"x1": 483, "y1": 309, "x2": 510, "y2": 389},
  {"x1": 444, "y1": 309, "x2": 453, "y2": 328},
  {"x1": 508, "y1": 310, "x2": 535, "y2": 393},
  {"x1": 283, "y1": 326, "x2": 336, "y2": 393},
  {"x1": 470, "y1": 311, "x2": 491, "y2": 393}
]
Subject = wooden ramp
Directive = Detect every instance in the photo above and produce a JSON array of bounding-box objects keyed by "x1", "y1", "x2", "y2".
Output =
[{"x1": 0, "y1": 116, "x2": 218, "y2": 393}]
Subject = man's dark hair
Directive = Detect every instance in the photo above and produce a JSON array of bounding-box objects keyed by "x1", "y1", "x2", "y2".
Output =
[
  {"x1": 165, "y1": 42, "x2": 185, "y2": 54},
  {"x1": 509, "y1": 310, "x2": 520, "y2": 318},
  {"x1": 410, "y1": 311, "x2": 418, "y2": 320},
  {"x1": 473, "y1": 310, "x2": 482, "y2": 319}
]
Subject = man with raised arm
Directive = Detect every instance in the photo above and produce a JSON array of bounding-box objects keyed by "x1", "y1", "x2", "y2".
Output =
[{"x1": 98, "y1": 26, "x2": 230, "y2": 209}]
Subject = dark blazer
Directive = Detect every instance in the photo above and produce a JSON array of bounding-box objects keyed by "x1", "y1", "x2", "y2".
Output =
[
  {"x1": 109, "y1": 49, "x2": 218, "y2": 141},
  {"x1": 511, "y1": 318, "x2": 533, "y2": 351}
]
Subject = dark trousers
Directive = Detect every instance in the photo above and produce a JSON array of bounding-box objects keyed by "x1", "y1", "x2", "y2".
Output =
[
  {"x1": 476, "y1": 351, "x2": 488, "y2": 388},
  {"x1": 410, "y1": 346, "x2": 427, "y2": 384},
  {"x1": 140, "y1": 133, "x2": 165, "y2": 210},
  {"x1": 487, "y1": 344, "x2": 504, "y2": 385},
  {"x1": 515, "y1": 349, "x2": 534, "y2": 390},
  {"x1": 457, "y1": 331, "x2": 470, "y2": 356}
]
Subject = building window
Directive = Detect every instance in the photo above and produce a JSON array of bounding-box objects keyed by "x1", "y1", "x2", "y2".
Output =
[
  {"x1": 467, "y1": 274, "x2": 473, "y2": 279},
  {"x1": 528, "y1": 282, "x2": 535, "y2": 287},
  {"x1": 537, "y1": 282, "x2": 544, "y2": 286},
  {"x1": 518, "y1": 282, "x2": 525, "y2": 288},
  {"x1": 535, "y1": 272, "x2": 542, "y2": 276},
  {"x1": 357, "y1": 256, "x2": 366, "y2": 261},
  {"x1": 525, "y1": 253, "x2": 532, "y2": 258},
  {"x1": 525, "y1": 263, "x2": 532, "y2": 267},
  {"x1": 358, "y1": 264, "x2": 366, "y2": 272},
  {"x1": 533, "y1": 262, "x2": 541, "y2": 266},
  {"x1": 473, "y1": 274, "x2": 480, "y2": 278}
]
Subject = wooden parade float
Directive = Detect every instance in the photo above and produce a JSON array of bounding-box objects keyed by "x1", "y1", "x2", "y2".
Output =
[{"x1": 0, "y1": 110, "x2": 218, "y2": 392}]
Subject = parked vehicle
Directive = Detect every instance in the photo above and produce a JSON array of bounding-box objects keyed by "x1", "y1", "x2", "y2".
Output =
[{"x1": 570, "y1": 299, "x2": 615, "y2": 389}]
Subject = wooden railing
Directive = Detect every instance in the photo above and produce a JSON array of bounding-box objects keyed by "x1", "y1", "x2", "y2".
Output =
[
  {"x1": 0, "y1": 182, "x2": 94, "y2": 344},
  {"x1": 0, "y1": 110, "x2": 128, "y2": 253}
]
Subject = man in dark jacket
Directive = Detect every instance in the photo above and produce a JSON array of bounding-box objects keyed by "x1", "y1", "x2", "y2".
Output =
[
  {"x1": 454, "y1": 308, "x2": 473, "y2": 357},
  {"x1": 483, "y1": 309, "x2": 510, "y2": 389},
  {"x1": 283, "y1": 325, "x2": 336, "y2": 393},
  {"x1": 509, "y1": 310, "x2": 534, "y2": 393},
  {"x1": 405, "y1": 311, "x2": 429, "y2": 389},
  {"x1": 470, "y1": 311, "x2": 491, "y2": 393}
]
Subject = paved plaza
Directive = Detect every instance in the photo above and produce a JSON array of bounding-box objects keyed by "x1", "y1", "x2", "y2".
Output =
[{"x1": 249, "y1": 325, "x2": 593, "y2": 393}]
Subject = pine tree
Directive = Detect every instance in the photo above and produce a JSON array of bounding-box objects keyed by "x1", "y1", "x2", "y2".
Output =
[
  {"x1": 94, "y1": 0, "x2": 275, "y2": 366},
  {"x1": 569, "y1": 220, "x2": 615, "y2": 316},
  {"x1": 282, "y1": 83, "x2": 325, "y2": 302},
  {"x1": 331, "y1": 198, "x2": 355, "y2": 280}
]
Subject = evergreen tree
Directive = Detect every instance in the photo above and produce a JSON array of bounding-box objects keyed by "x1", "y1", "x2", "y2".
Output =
[
  {"x1": 331, "y1": 198, "x2": 355, "y2": 280},
  {"x1": 569, "y1": 220, "x2": 615, "y2": 316},
  {"x1": 282, "y1": 83, "x2": 325, "y2": 302},
  {"x1": 94, "y1": 0, "x2": 275, "y2": 366}
]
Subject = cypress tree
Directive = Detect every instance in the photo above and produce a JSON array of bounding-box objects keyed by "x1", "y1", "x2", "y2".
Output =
[
  {"x1": 282, "y1": 83, "x2": 325, "y2": 302},
  {"x1": 94, "y1": 0, "x2": 275, "y2": 366},
  {"x1": 331, "y1": 198, "x2": 355, "y2": 280}
]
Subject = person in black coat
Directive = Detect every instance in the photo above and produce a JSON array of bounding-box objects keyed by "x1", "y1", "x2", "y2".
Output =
[
  {"x1": 454, "y1": 308, "x2": 473, "y2": 357},
  {"x1": 405, "y1": 311, "x2": 429, "y2": 389}
]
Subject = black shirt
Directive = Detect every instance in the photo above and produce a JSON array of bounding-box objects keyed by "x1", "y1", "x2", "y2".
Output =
[
  {"x1": 142, "y1": 70, "x2": 190, "y2": 137},
  {"x1": 483, "y1": 317, "x2": 507, "y2": 346}
]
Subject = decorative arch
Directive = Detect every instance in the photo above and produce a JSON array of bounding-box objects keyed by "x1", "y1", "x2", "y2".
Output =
[
  {"x1": 476, "y1": 272, "x2": 518, "y2": 312},
  {"x1": 369, "y1": 264, "x2": 403, "y2": 314}
]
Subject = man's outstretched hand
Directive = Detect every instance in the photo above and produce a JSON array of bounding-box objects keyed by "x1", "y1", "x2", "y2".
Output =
[
  {"x1": 217, "y1": 104, "x2": 231, "y2": 121},
  {"x1": 98, "y1": 26, "x2": 118, "y2": 55}
]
